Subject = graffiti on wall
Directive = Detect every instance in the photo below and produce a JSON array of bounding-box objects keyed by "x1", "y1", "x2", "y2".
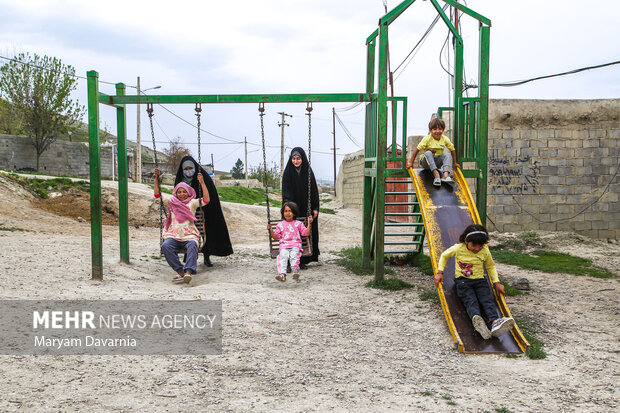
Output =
[{"x1": 489, "y1": 155, "x2": 540, "y2": 194}]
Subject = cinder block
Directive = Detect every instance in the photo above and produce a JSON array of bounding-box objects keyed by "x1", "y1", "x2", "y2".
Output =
[
  {"x1": 519, "y1": 148, "x2": 537, "y2": 157},
  {"x1": 572, "y1": 130, "x2": 589, "y2": 140},
  {"x1": 592, "y1": 221, "x2": 610, "y2": 230},
  {"x1": 538, "y1": 129, "x2": 555, "y2": 139},
  {"x1": 519, "y1": 130, "x2": 536, "y2": 139},
  {"x1": 597, "y1": 230, "x2": 616, "y2": 239},
  {"x1": 503, "y1": 205, "x2": 521, "y2": 215},
  {"x1": 588, "y1": 130, "x2": 605, "y2": 139},
  {"x1": 574, "y1": 221, "x2": 592, "y2": 231},
  {"x1": 502, "y1": 130, "x2": 515, "y2": 139}
]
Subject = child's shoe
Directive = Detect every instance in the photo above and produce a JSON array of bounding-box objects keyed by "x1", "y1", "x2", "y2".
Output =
[
  {"x1": 292, "y1": 272, "x2": 300, "y2": 280},
  {"x1": 172, "y1": 274, "x2": 184, "y2": 284},
  {"x1": 275, "y1": 274, "x2": 286, "y2": 282},
  {"x1": 433, "y1": 177, "x2": 441, "y2": 187},
  {"x1": 183, "y1": 274, "x2": 192, "y2": 284},
  {"x1": 472, "y1": 315, "x2": 491, "y2": 339},
  {"x1": 441, "y1": 176, "x2": 454, "y2": 183},
  {"x1": 490, "y1": 317, "x2": 515, "y2": 337}
]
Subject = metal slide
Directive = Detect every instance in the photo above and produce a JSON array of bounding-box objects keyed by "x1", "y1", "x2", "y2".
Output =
[{"x1": 408, "y1": 167, "x2": 529, "y2": 354}]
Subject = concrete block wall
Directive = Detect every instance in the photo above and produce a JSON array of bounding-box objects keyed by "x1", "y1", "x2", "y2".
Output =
[
  {"x1": 335, "y1": 150, "x2": 364, "y2": 209},
  {"x1": 0, "y1": 134, "x2": 155, "y2": 179},
  {"x1": 335, "y1": 99, "x2": 619, "y2": 240},
  {"x1": 487, "y1": 99, "x2": 619, "y2": 240}
]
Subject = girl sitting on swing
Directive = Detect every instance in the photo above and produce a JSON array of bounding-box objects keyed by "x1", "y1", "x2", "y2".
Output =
[
  {"x1": 267, "y1": 201, "x2": 312, "y2": 282},
  {"x1": 154, "y1": 168, "x2": 209, "y2": 284}
]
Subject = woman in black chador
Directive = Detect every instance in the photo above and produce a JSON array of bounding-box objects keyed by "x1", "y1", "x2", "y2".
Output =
[
  {"x1": 174, "y1": 155, "x2": 233, "y2": 266},
  {"x1": 281, "y1": 147, "x2": 319, "y2": 268}
]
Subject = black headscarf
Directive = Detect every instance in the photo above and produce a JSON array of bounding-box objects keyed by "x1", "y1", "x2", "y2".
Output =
[
  {"x1": 281, "y1": 147, "x2": 319, "y2": 263},
  {"x1": 174, "y1": 155, "x2": 233, "y2": 257}
]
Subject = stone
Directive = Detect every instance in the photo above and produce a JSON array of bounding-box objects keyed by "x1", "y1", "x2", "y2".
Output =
[{"x1": 510, "y1": 278, "x2": 530, "y2": 291}]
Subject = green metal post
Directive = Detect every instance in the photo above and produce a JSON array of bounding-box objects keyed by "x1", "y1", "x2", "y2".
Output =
[
  {"x1": 374, "y1": 23, "x2": 389, "y2": 281},
  {"x1": 477, "y1": 25, "x2": 490, "y2": 225},
  {"x1": 87, "y1": 71, "x2": 103, "y2": 280},
  {"x1": 362, "y1": 38, "x2": 376, "y2": 269},
  {"x1": 116, "y1": 83, "x2": 130, "y2": 263},
  {"x1": 453, "y1": 39, "x2": 464, "y2": 157}
]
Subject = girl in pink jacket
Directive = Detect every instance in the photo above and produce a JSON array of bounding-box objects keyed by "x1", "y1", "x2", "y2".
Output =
[{"x1": 267, "y1": 202, "x2": 312, "y2": 282}]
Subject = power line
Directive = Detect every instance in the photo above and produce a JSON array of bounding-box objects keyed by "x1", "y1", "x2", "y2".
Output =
[
  {"x1": 334, "y1": 113, "x2": 362, "y2": 148},
  {"x1": 465, "y1": 60, "x2": 620, "y2": 90}
]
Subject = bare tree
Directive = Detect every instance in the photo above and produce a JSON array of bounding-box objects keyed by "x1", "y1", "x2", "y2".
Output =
[
  {"x1": 164, "y1": 136, "x2": 191, "y2": 173},
  {"x1": 0, "y1": 53, "x2": 85, "y2": 170}
]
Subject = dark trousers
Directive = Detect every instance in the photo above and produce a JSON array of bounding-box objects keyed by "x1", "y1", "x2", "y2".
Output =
[
  {"x1": 455, "y1": 277, "x2": 499, "y2": 323},
  {"x1": 161, "y1": 238, "x2": 198, "y2": 274}
]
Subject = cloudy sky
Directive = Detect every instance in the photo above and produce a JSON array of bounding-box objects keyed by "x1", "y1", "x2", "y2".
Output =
[{"x1": 1, "y1": 0, "x2": 618, "y2": 181}]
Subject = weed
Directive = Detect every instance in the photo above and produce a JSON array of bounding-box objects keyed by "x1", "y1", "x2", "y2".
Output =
[
  {"x1": 495, "y1": 408, "x2": 511, "y2": 413},
  {"x1": 334, "y1": 247, "x2": 394, "y2": 276},
  {"x1": 504, "y1": 353, "x2": 518, "y2": 359},
  {"x1": 516, "y1": 318, "x2": 547, "y2": 360},
  {"x1": 421, "y1": 391, "x2": 434, "y2": 397},
  {"x1": 365, "y1": 277, "x2": 413, "y2": 290},
  {"x1": 419, "y1": 288, "x2": 440, "y2": 304},
  {"x1": 252, "y1": 253, "x2": 269, "y2": 259},
  {"x1": 520, "y1": 231, "x2": 543, "y2": 247},
  {"x1": 492, "y1": 248, "x2": 614, "y2": 279},
  {"x1": 150, "y1": 255, "x2": 162, "y2": 260}
]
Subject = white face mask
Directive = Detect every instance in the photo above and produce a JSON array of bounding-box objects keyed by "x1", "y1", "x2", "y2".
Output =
[{"x1": 183, "y1": 168, "x2": 195, "y2": 178}]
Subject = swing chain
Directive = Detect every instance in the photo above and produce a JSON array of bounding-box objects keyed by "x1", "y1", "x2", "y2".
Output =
[
  {"x1": 259, "y1": 103, "x2": 270, "y2": 222},
  {"x1": 147, "y1": 103, "x2": 164, "y2": 248},
  {"x1": 195, "y1": 103, "x2": 202, "y2": 167},
  {"x1": 305, "y1": 102, "x2": 313, "y2": 221}
]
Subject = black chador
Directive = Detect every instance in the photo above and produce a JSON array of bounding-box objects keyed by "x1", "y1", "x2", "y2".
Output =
[
  {"x1": 174, "y1": 156, "x2": 233, "y2": 265},
  {"x1": 281, "y1": 147, "x2": 320, "y2": 265}
]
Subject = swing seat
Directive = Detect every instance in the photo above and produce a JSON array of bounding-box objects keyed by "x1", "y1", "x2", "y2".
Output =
[{"x1": 269, "y1": 217, "x2": 312, "y2": 259}]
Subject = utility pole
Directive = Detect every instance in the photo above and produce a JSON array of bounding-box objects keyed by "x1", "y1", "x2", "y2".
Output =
[
  {"x1": 277, "y1": 112, "x2": 292, "y2": 184},
  {"x1": 136, "y1": 76, "x2": 141, "y2": 183},
  {"x1": 211, "y1": 153, "x2": 214, "y2": 174},
  {"x1": 244, "y1": 136, "x2": 248, "y2": 180},
  {"x1": 332, "y1": 108, "x2": 338, "y2": 196}
]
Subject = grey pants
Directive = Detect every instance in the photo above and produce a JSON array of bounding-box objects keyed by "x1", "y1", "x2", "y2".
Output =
[
  {"x1": 161, "y1": 238, "x2": 198, "y2": 274},
  {"x1": 420, "y1": 150, "x2": 452, "y2": 173}
]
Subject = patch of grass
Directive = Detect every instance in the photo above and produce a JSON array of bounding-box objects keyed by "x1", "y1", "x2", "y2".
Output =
[
  {"x1": 419, "y1": 288, "x2": 440, "y2": 304},
  {"x1": 217, "y1": 186, "x2": 282, "y2": 208},
  {"x1": 334, "y1": 247, "x2": 394, "y2": 276},
  {"x1": 500, "y1": 281, "x2": 526, "y2": 296},
  {"x1": 319, "y1": 207, "x2": 335, "y2": 215},
  {"x1": 150, "y1": 255, "x2": 162, "y2": 260},
  {"x1": 252, "y1": 253, "x2": 269, "y2": 259},
  {"x1": 494, "y1": 408, "x2": 511, "y2": 413},
  {"x1": 520, "y1": 231, "x2": 543, "y2": 247},
  {"x1": 0, "y1": 223, "x2": 30, "y2": 232},
  {"x1": 504, "y1": 353, "x2": 518, "y2": 359},
  {"x1": 147, "y1": 183, "x2": 172, "y2": 195},
  {"x1": 491, "y1": 248, "x2": 614, "y2": 279},
  {"x1": 421, "y1": 391, "x2": 434, "y2": 397},
  {"x1": 9, "y1": 175, "x2": 89, "y2": 198},
  {"x1": 516, "y1": 318, "x2": 547, "y2": 360},
  {"x1": 405, "y1": 252, "x2": 434, "y2": 276},
  {"x1": 365, "y1": 277, "x2": 413, "y2": 290}
]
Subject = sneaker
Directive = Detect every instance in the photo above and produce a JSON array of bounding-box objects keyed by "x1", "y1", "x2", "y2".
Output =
[
  {"x1": 292, "y1": 273, "x2": 300, "y2": 280},
  {"x1": 472, "y1": 315, "x2": 491, "y2": 339},
  {"x1": 491, "y1": 317, "x2": 515, "y2": 338},
  {"x1": 172, "y1": 274, "x2": 184, "y2": 283},
  {"x1": 433, "y1": 177, "x2": 441, "y2": 187},
  {"x1": 183, "y1": 274, "x2": 192, "y2": 284},
  {"x1": 441, "y1": 176, "x2": 454, "y2": 184}
]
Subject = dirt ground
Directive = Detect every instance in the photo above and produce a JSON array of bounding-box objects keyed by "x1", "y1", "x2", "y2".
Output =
[{"x1": 0, "y1": 174, "x2": 618, "y2": 412}]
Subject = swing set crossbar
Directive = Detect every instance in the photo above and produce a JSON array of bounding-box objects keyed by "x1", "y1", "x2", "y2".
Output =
[{"x1": 99, "y1": 92, "x2": 374, "y2": 106}]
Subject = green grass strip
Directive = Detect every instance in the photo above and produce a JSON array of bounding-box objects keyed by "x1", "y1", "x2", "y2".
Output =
[
  {"x1": 334, "y1": 247, "x2": 394, "y2": 276},
  {"x1": 492, "y1": 248, "x2": 614, "y2": 279}
]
